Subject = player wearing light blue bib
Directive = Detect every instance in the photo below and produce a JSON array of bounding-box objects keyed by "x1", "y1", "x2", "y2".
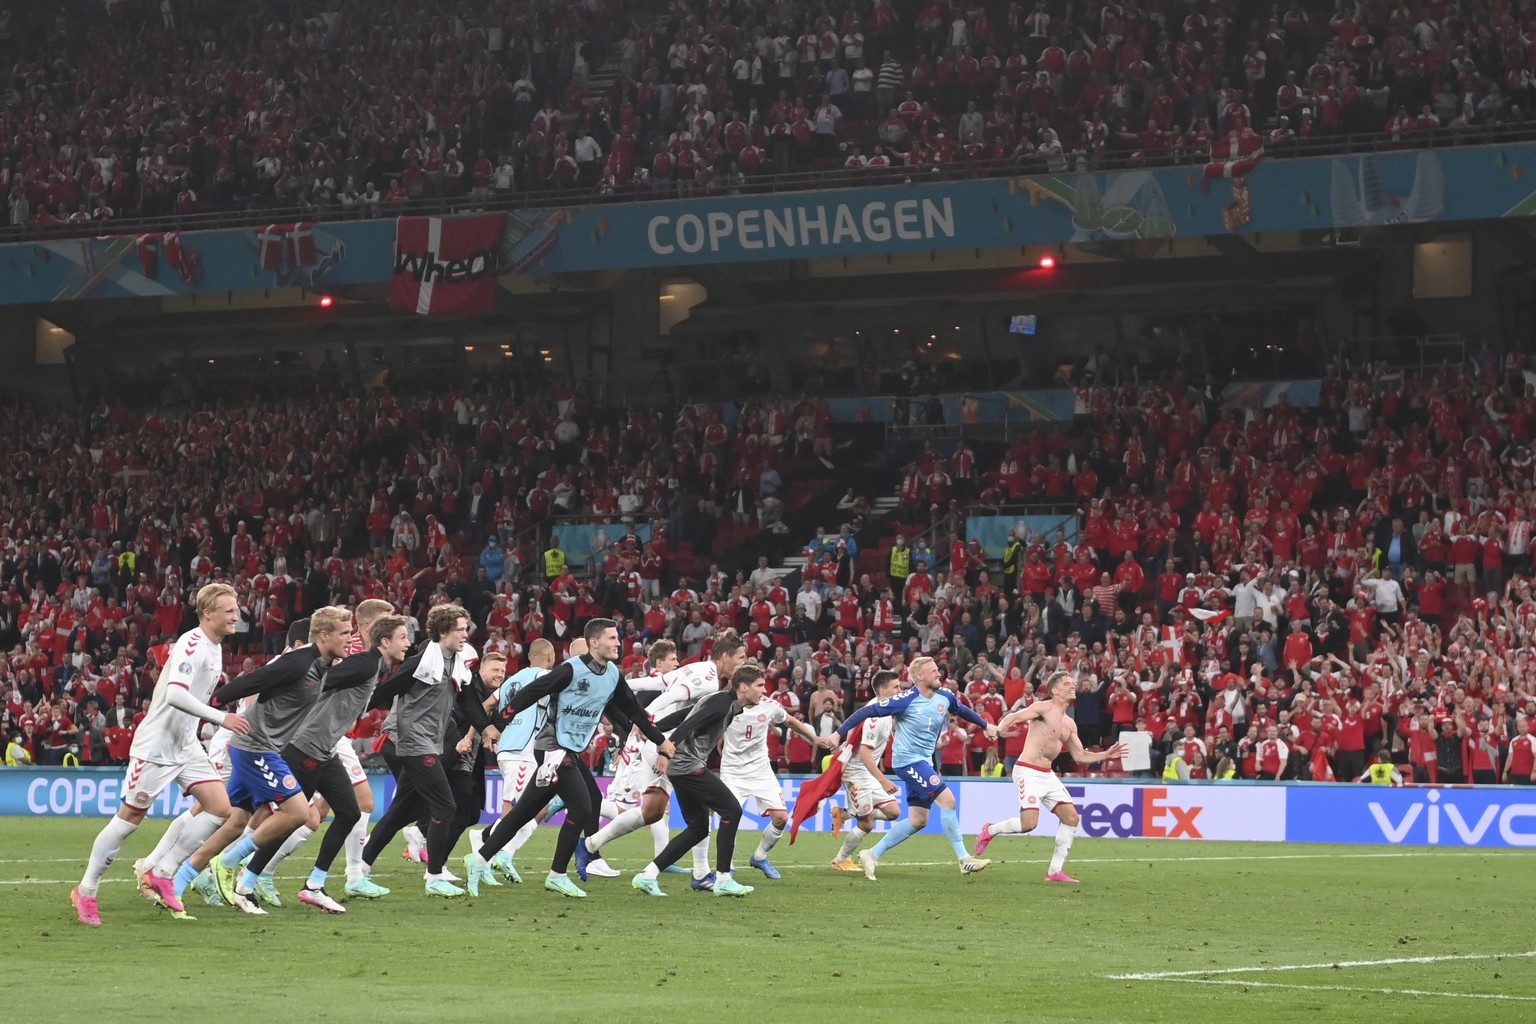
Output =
[{"x1": 835, "y1": 655, "x2": 997, "y2": 879}]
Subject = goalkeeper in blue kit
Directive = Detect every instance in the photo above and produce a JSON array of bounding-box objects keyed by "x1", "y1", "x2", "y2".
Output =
[{"x1": 834, "y1": 656, "x2": 997, "y2": 879}]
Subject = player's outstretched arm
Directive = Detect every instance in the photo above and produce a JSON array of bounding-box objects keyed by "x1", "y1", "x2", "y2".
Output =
[
  {"x1": 943, "y1": 689, "x2": 995, "y2": 735},
  {"x1": 212, "y1": 647, "x2": 314, "y2": 705},
  {"x1": 1067, "y1": 720, "x2": 1127, "y2": 764},
  {"x1": 606, "y1": 678, "x2": 669, "y2": 747},
  {"x1": 997, "y1": 703, "x2": 1042, "y2": 734},
  {"x1": 787, "y1": 715, "x2": 836, "y2": 748},
  {"x1": 836, "y1": 688, "x2": 914, "y2": 739},
  {"x1": 493, "y1": 661, "x2": 576, "y2": 726},
  {"x1": 322, "y1": 651, "x2": 385, "y2": 693}
]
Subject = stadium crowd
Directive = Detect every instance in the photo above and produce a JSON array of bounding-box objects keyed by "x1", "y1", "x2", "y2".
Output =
[
  {"x1": 0, "y1": 373, "x2": 832, "y2": 768},
  {"x1": 5, "y1": 0, "x2": 1536, "y2": 229},
  {"x1": 6, "y1": 350, "x2": 1536, "y2": 788}
]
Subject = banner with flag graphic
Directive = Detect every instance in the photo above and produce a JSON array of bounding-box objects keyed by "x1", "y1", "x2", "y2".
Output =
[
  {"x1": 256, "y1": 223, "x2": 318, "y2": 272},
  {"x1": 390, "y1": 213, "x2": 506, "y2": 316}
]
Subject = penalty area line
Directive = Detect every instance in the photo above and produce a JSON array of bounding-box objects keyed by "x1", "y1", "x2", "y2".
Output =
[
  {"x1": 1107, "y1": 949, "x2": 1536, "y2": 980},
  {"x1": 1129, "y1": 978, "x2": 1536, "y2": 1003}
]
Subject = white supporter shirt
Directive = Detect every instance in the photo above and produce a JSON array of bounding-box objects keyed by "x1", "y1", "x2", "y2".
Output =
[
  {"x1": 721, "y1": 699, "x2": 787, "y2": 776},
  {"x1": 645, "y1": 660, "x2": 721, "y2": 726},
  {"x1": 130, "y1": 627, "x2": 225, "y2": 764}
]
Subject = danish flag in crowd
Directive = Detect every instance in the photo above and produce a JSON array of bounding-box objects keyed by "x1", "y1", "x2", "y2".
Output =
[
  {"x1": 389, "y1": 213, "x2": 506, "y2": 316},
  {"x1": 256, "y1": 222, "x2": 317, "y2": 272},
  {"x1": 135, "y1": 232, "x2": 202, "y2": 285}
]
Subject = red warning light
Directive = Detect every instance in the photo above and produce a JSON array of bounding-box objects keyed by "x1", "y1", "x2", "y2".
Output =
[
  {"x1": 1038, "y1": 255, "x2": 1056, "y2": 269},
  {"x1": 318, "y1": 295, "x2": 334, "y2": 308}
]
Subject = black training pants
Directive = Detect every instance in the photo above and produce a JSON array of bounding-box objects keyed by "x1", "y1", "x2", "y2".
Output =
[
  {"x1": 653, "y1": 771, "x2": 740, "y2": 875},
  {"x1": 478, "y1": 750, "x2": 599, "y2": 874},
  {"x1": 444, "y1": 768, "x2": 486, "y2": 856},
  {"x1": 363, "y1": 753, "x2": 457, "y2": 874}
]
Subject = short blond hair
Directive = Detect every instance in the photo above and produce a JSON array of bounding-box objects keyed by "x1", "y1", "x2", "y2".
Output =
[
  {"x1": 196, "y1": 583, "x2": 237, "y2": 616},
  {"x1": 309, "y1": 606, "x2": 352, "y2": 640},
  {"x1": 481, "y1": 651, "x2": 508, "y2": 667},
  {"x1": 355, "y1": 599, "x2": 394, "y2": 632},
  {"x1": 909, "y1": 656, "x2": 937, "y2": 679}
]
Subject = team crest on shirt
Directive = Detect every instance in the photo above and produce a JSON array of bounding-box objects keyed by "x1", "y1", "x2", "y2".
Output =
[
  {"x1": 576, "y1": 678, "x2": 590, "y2": 693},
  {"x1": 1027, "y1": 795, "x2": 1038, "y2": 805},
  {"x1": 757, "y1": 713, "x2": 767, "y2": 723}
]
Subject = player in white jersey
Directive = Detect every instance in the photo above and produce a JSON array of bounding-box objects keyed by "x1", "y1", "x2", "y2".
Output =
[
  {"x1": 574, "y1": 632, "x2": 748, "y2": 887},
  {"x1": 829, "y1": 671, "x2": 904, "y2": 869},
  {"x1": 714, "y1": 675, "x2": 835, "y2": 879},
  {"x1": 72, "y1": 584, "x2": 250, "y2": 926}
]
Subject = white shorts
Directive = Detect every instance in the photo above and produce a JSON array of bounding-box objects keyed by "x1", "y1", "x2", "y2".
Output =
[
  {"x1": 630, "y1": 740, "x2": 672, "y2": 797},
  {"x1": 204, "y1": 734, "x2": 232, "y2": 784},
  {"x1": 122, "y1": 755, "x2": 223, "y2": 810},
  {"x1": 721, "y1": 769, "x2": 787, "y2": 814},
  {"x1": 1013, "y1": 762, "x2": 1073, "y2": 812},
  {"x1": 497, "y1": 752, "x2": 536, "y2": 804},
  {"x1": 842, "y1": 768, "x2": 899, "y2": 818},
  {"x1": 334, "y1": 737, "x2": 368, "y2": 787}
]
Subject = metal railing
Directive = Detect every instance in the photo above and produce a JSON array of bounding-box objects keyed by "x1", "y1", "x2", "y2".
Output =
[{"x1": 8, "y1": 122, "x2": 1536, "y2": 245}]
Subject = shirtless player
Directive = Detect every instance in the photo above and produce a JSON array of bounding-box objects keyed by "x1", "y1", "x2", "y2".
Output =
[{"x1": 975, "y1": 670, "x2": 1126, "y2": 883}]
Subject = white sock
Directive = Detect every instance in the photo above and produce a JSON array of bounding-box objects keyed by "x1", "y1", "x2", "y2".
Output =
[
  {"x1": 469, "y1": 828, "x2": 483, "y2": 851},
  {"x1": 715, "y1": 870, "x2": 731, "y2": 884},
  {"x1": 424, "y1": 870, "x2": 442, "y2": 882},
  {"x1": 690, "y1": 836, "x2": 711, "y2": 878},
  {"x1": 835, "y1": 826, "x2": 868, "y2": 861},
  {"x1": 648, "y1": 820, "x2": 670, "y2": 856},
  {"x1": 154, "y1": 810, "x2": 225, "y2": 877},
  {"x1": 642, "y1": 862, "x2": 660, "y2": 880},
  {"x1": 265, "y1": 824, "x2": 314, "y2": 875},
  {"x1": 80, "y1": 816, "x2": 140, "y2": 896},
  {"x1": 991, "y1": 816, "x2": 1025, "y2": 835},
  {"x1": 599, "y1": 799, "x2": 623, "y2": 821},
  {"x1": 143, "y1": 809, "x2": 193, "y2": 871},
  {"x1": 1049, "y1": 823, "x2": 1076, "y2": 873},
  {"x1": 506, "y1": 818, "x2": 538, "y2": 857},
  {"x1": 344, "y1": 818, "x2": 368, "y2": 883},
  {"x1": 752, "y1": 823, "x2": 785, "y2": 862},
  {"x1": 584, "y1": 806, "x2": 645, "y2": 854}
]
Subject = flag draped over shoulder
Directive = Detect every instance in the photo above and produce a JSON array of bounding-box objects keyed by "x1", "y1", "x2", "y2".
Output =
[{"x1": 789, "y1": 723, "x2": 861, "y2": 842}]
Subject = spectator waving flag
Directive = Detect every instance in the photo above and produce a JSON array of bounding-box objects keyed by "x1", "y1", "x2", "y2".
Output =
[{"x1": 390, "y1": 213, "x2": 506, "y2": 316}]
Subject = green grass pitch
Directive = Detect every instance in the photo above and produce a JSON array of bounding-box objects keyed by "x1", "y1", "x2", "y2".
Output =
[{"x1": 3, "y1": 817, "x2": 1533, "y2": 1024}]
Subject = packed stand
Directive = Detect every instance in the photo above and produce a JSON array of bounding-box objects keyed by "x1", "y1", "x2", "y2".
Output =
[
  {"x1": 0, "y1": 374, "x2": 827, "y2": 767},
  {"x1": 7, "y1": 0, "x2": 1535, "y2": 232}
]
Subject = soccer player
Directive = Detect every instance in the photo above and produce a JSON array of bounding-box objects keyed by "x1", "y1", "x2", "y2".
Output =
[
  {"x1": 834, "y1": 656, "x2": 998, "y2": 880},
  {"x1": 830, "y1": 670, "x2": 904, "y2": 869},
  {"x1": 254, "y1": 599, "x2": 396, "y2": 898},
  {"x1": 475, "y1": 638, "x2": 558, "y2": 883},
  {"x1": 587, "y1": 640, "x2": 682, "y2": 877},
  {"x1": 359, "y1": 605, "x2": 495, "y2": 897},
  {"x1": 189, "y1": 607, "x2": 351, "y2": 913},
  {"x1": 710, "y1": 667, "x2": 835, "y2": 879},
  {"x1": 244, "y1": 613, "x2": 411, "y2": 911},
  {"x1": 629, "y1": 663, "x2": 781, "y2": 897},
  {"x1": 977, "y1": 670, "x2": 1127, "y2": 882},
  {"x1": 463, "y1": 618, "x2": 672, "y2": 898},
  {"x1": 576, "y1": 631, "x2": 748, "y2": 888},
  {"x1": 72, "y1": 583, "x2": 249, "y2": 926}
]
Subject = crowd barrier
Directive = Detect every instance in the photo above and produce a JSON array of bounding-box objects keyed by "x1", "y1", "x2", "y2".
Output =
[{"x1": 4, "y1": 769, "x2": 1533, "y2": 848}]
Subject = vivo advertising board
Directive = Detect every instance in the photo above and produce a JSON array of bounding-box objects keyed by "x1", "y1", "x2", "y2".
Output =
[{"x1": 1286, "y1": 786, "x2": 1536, "y2": 848}]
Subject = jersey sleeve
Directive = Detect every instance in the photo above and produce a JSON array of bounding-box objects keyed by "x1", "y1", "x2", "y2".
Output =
[
  {"x1": 767, "y1": 701, "x2": 788, "y2": 726},
  {"x1": 837, "y1": 687, "x2": 916, "y2": 738}
]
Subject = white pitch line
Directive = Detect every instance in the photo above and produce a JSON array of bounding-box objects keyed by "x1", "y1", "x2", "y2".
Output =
[
  {"x1": 1147, "y1": 979, "x2": 1536, "y2": 1003},
  {"x1": 1107, "y1": 949, "x2": 1536, "y2": 980},
  {"x1": 0, "y1": 878, "x2": 134, "y2": 885},
  {"x1": 775, "y1": 849, "x2": 1527, "y2": 871}
]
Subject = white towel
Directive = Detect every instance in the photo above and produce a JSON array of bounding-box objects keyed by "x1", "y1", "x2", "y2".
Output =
[{"x1": 414, "y1": 641, "x2": 478, "y2": 688}]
